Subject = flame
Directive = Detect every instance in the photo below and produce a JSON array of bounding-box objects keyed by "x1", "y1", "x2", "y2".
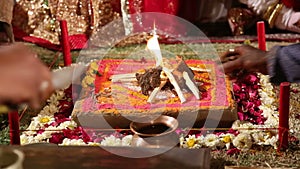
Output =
[{"x1": 146, "y1": 24, "x2": 163, "y2": 67}]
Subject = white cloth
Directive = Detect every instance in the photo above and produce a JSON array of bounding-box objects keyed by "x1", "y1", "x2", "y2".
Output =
[
  {"x1": 239, "y1": 0, "x2": 278, "y2": 15},
  {"x1": 275, "y1": 6, "x2": 300, "y2": 33}
]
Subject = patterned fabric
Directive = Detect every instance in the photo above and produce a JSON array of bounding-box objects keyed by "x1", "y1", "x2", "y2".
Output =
[
  {"x1": 268, "y1": 43, "x2": 300, "y2": 84},
  {"x1": 0, "y1": 0, "x2": 14, "y2": 24},
  {"x1": 282, "y1": 0, "x2": 300, "y2": 11},
  {"x1": 0, "y1": 0, "x2": 14, "y2": 43},
  {"x1": 141, "y1": 0, "x2": 179, "y2": 14},
  {"x1": 13, "y1": 0, "x2": 121, "y2": 44}
]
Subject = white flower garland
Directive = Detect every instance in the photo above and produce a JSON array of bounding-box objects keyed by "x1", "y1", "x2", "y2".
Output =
[
  {"x1": 20, "y1": 89, "x2": 134, "y2": 146},
  {"x1": 179, "y1": 74, "x2": 279, "y2": 151},
  {"x1": 20, "y1": 90, "x2": 81, "y2": 145}
]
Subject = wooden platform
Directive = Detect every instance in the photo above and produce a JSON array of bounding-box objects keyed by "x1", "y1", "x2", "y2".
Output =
[{"x1": 0, "y1": 146, "x2": 210, "y2": 169}]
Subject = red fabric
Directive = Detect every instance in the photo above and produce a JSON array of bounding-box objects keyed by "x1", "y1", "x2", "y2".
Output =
[
  {"x1": 128, "y1": 0, "x2": 143, "y2": 14},
  {"x1": 127, "y1": 0, "x2": 180, "y2": 16},
  {"x1": 163, "y1": 0, "x2": 180, "y2": 14},
  {"x1": 282, "y1": 0, "x2": 300, "y2": 11},
  {"x1": 142, "y1": 0, "x2": 164, "y2": 12},
  {"x1": 142, "y1": 0, "x2": 179, "y2": 14},
  {"x1": 177, "y1": 1, "x2": 201, "y2": 22},
  {"x1": 110, "y1": 0, "x2": 122, "y2": 15},
  {"x1": 13, "y1": 26, "x2": 88, "y2": 51},
  {"x1": 128, "y1": 0, "x2": 186, "y2": 37}
]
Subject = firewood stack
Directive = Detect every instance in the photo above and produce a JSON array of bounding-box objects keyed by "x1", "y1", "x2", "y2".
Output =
[{"x1": 136, "y1": 56, "x2": 200, "y2": 103}]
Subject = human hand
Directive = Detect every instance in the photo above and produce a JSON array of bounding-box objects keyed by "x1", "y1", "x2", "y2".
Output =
[
  {"x1": 0, "y1": 43, "x2": 54, "y2": 109},
  {"x1": 275, "y1": 9, "x2": 300, "y2": 33},
  {"x1": 220, "y1": 45, "x2": 268, "y2": 77}
]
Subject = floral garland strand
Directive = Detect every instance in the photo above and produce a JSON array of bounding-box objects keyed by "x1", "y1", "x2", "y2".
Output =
[
  {"x1": 258, "y1": 73, "x2": 279, "y2": 126},
  {"x1": 179, "y1": 73, "x2": 279, "y2": 153},
  {"x1": 20, "y1": 86, "x2": 94, "y2": 145},
  {"x1": 20, "y1": 86, "x2": 134, "y2": 146}
]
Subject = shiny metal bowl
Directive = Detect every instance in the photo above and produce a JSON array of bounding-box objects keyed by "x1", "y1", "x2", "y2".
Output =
[
  {"x1": 0, "y1": 148, "x2": 24, "y2": 169},
  {"x1": 130, "y1": 115, "x2": 178, "y2": 137},
  {"x1": 130, "y1": 115, "x2": 179, "y2": 147}
]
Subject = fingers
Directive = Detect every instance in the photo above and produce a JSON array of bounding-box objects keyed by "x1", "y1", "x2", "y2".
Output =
[
  {"x1": 219, "y1": 47, "x2": 242, "y2": 74},
  {"x1": 222, "y1": 58, "x2": 243, "y2": 74},
  {"x1": 14, "y1": 76, "x2": 51, "y2": 110},
  {"x1": 26, "y1": 71, "x2": 53, "y2": 109},
  {"x1": 29, "y1": 92, "x2": 41, "y2": 110},
  {"x1": 16, "y1": 70, "x2": 42, "y2": 109},
  {"x1": 39, "y1": 66, "x2": 54, "y2": 103},
  {"x1": 33, "y1": 58, "x2": 54, "y2": 109},
  {"x1": 221, "y1": 55, "x2": 238, "y2": 63},
  {"x1": 220, "y1": 48, "x2": 240, "y2": 63}
]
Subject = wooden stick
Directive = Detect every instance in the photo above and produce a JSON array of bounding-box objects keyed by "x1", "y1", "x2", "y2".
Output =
[
  {"x1": 147, "y1": 81, "x2": 167, "y2": 103},
  {"x1": 111, "y1": 78, "x2": 137, "y2": 83},
  {"x1": 110, "y1": 73, "x2": 167, "y2": 82},
  {"x1": 183, "y1": 71, "x2": 200, "y2": 99},
  {"x1": 190, "y1": 67, "x2": 211, "y2": 73},
  {"x1": 162, "y1": 67, "x2": 186, "y2": 103},
  {"x1": 110, "y1": 73, "x2": 136, "y2": 80}
]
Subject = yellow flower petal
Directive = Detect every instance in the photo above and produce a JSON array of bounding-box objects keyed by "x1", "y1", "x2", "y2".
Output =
[
  {"x1": 223, "y1": 135, "x2": 231, "y2": 143},
  {"x1": 187, "y1": 139, "x2": 196, "y2": 148},
  {"x1": 40, "y1": 117, "x2": 50, "y2": 123}
]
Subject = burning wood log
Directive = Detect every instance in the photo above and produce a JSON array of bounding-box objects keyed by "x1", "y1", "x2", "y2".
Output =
[
  {"x1": 142, "y1": 57, "x2": 201, "y2": 103},
  {"x1": 136, "y1": 67, "x2": 163, "y2": 96},
  {"x1": 111, "y1": 60, "x2": 201, "y2": 103},
  {"x1": 143, "y1": 27, "x2": 202, "y2": 103}
]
